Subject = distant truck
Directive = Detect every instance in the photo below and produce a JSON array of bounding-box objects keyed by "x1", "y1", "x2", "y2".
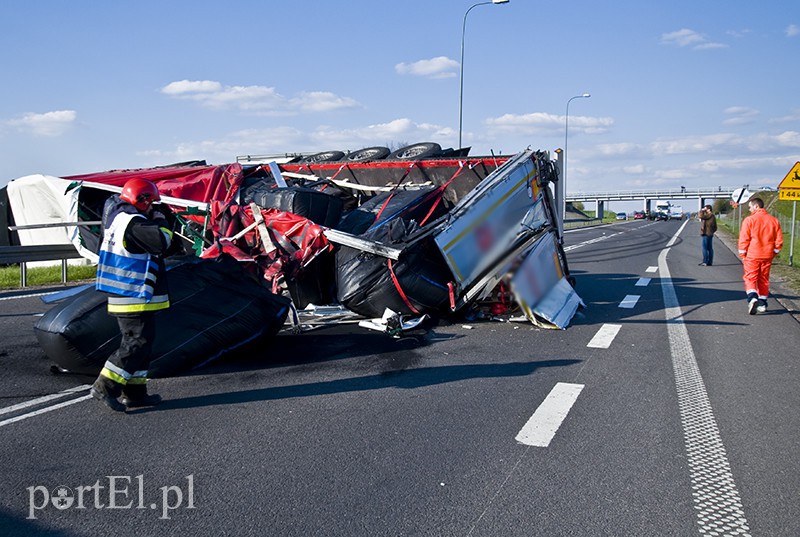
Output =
[
  {"x1": 650, "y1": 201, "x2": 671, "y2": 220},
  {"x1": 669, "y1": 205, "x2": 684, "y2": 220}
]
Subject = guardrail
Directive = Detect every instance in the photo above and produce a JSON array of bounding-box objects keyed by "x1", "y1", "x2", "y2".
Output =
[{"x1": 0, "y1": 245, "x2": 85, "y2": 288}]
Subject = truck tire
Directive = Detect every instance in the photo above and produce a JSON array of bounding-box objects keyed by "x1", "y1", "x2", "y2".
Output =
[
  {"x1": 299, "y1": 150, "x2": 345, "y2": 163},
  {"x1": 388, "y1": 142, "x2": 442, "y2": 160},
  {"x1": 345, "y1": 146, "x2": 391, "y2": 162}
]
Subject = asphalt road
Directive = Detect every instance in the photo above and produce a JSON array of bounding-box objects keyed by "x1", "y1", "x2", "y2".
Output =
[{"x1": 1, "y1": 219, "x2": 798, "y2": 536}]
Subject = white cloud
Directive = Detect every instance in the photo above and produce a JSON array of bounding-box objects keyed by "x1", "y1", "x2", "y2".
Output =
[
  {"x1": 649, "y1": 133, "x2": 742, "y2": 155},
  {"x1": 312, "y1": 118, "x2": 453, "y2": 146},
  {"x1": 769, "y1": 109, "x2": 800, "y2": 124},
  {"x1": 6, "y1": 110, "x2": 77, "y2": 137},
  {"x1": 726, "y1": 29, "x2": 752, "y2": 38},
  {"x1": 161, "y1": 80, "x2": 222, "y2": 95},
  {"x1": 623, "y1": 164, "x2": 646, "y2": 174},
  {"x1": 660, "y1": 28, "x2": 727, "y2": 50},
  {"x1": 289, "y1": 91, "x2": 360, "y2": 113},
  {"x1": 694, "y1": 42, "x2": 728, "y2": 50},
  {"x1": 593, "y1": 143, "x2": 641, "y2": 157},
  {"x1": 786, "y1": 24, "x2": 799, "y2": 37},
  {"x1": 140, "y1": 118, "x2": 455, "y2": 163},
  {"x1": 395, "y1": 56, "x2": 458, "y2": 79},
  {"x1": 774, "y1": 130, "x2": 800, "y2": 147},
  {"x1": 661, "y1": 29, "x2": 705, "y2": 47},
  {"x1": 723, "y1": 106, "x2": 759, "y2": 126},
  {"x1": 160, "y1": 80, "x2": 360, "y2": 115},
  {"x1": 485, "y1": 112, "x2": 613, "y2": 135}
]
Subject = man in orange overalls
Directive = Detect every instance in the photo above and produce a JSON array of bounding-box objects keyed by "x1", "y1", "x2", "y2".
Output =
[{"x1": 737, "y1": 197, "x2": 783, "y2": 314}]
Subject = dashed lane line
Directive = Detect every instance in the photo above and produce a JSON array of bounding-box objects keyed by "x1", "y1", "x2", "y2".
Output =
[
  {"x1": 515, "y1": 382, "x2": 585, "y2": 447},
  {"x1": 619, "y1": 294, "x2": 640, "y2": 309},
  {"x1": 587, "y1": 324, "x2": 622, "y2": 348}
]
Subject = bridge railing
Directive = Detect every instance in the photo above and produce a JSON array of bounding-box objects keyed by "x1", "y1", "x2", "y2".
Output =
[{"x1": 566, "y1": 186, "x2": 743, "y2": 200}]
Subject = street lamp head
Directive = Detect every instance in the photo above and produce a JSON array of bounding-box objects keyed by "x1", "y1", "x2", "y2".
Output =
[
  {"x1": 492, "y1": 0, "x2": 510, "y2": 4},
  {"x1": 581, "y1": 93, "x2": 591, "y2": 98}
]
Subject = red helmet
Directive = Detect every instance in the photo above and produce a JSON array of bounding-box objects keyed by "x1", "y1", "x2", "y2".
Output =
[{"x1": 120, "y1": 178, "x2": 160, "y2": 211}]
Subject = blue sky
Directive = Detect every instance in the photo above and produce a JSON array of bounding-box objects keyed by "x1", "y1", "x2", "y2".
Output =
[{"x1": 1, "y1": 0, "x2": 798, "y2": 198}]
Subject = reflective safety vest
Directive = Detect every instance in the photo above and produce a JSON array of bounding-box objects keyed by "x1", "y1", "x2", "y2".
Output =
[{"x1": 96, "y1": 211, "x2": 170, "y2": 314}]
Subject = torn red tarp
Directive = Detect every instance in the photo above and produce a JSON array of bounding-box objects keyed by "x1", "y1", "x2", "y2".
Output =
[
  {"x1": 202, "y1": 205, "x2": 332, "y2": 292},
  {"x1": 66, "y1": 163, "x2": 245, "y2": 223}
]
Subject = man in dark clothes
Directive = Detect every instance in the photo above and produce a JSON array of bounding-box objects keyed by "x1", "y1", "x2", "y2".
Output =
[
  {"x1": 698, "y1": 204, "x2": 717, "y2": 266},
  {"x1": 90, "y1": 178, "x2": 173, "y2": 412}
]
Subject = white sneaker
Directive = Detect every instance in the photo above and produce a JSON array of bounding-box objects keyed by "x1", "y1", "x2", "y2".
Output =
[
  {"x1": 756, "y1": 303, "x2": 767, "y2": 314},
  {"x1": 748, "y1": 298, "x2": 758, "y2": 315}
]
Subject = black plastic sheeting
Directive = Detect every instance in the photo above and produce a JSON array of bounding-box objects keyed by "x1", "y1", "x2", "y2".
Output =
[
  {"x1": 336, "y1": 219, "x2": 452, "y2": 319},
  {"x1": 334, "y1": 187, "x2": 454, "y2": 318},
  {"x1": 34, "y1": 255, "x2": 291, "y2": 377},
  {"x1": 337, "y1": 187, "x2": 451, "y2": 236},
  {"x1": 249, "y1": 185, "x2": 344, "y2": 228}
]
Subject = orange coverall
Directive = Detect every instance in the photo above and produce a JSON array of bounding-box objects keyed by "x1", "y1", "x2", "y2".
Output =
[{"x1": 737, "y1": 207, "x2": 783, "y2": 299}]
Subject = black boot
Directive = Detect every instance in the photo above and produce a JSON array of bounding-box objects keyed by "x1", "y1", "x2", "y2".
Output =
[
  {"x1": 91, "y1": 377, "x2": 126, "y2": 412},
  {"x1": 121, "y1": 384, "x2": 162, "y2": 408}
]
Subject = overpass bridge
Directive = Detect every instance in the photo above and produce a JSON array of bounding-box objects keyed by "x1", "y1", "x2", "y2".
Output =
[{"x1": 565, "y1": 186, "x2": 747, "y2": 218}]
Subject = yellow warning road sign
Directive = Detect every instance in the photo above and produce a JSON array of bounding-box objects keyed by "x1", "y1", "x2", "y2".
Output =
[{"x1": 778, "y1": 161, "x2": 800, "y2": 200}]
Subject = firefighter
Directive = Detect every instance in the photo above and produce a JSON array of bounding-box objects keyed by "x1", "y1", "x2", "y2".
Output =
[{"x1": 90, "y1": 178, "x2": 173, "y2": 411}]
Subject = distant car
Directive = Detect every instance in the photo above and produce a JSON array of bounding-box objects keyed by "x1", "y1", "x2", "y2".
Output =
[
  {"x1": 633, "y1": 211, "x2": 645, "y2": 220},
  {"x1": 648, "y1": 211, "x2": 669, "y2": 221},
  {"x1": 616, "y1": 212, "x2": 627, "y2": 220}
]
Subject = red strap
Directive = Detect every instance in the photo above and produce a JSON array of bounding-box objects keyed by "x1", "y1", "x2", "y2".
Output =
[
  {"x1": 329, "y1": 164, "x2": 347, "y2": 182},
  {"x1": 387, "y1": 259, "x2": 420, "y2": 315},
  {"x1": 374, "y1": 163, "x2": 416, "y2": 223},
  {"x1": 419, "y1": 161, "x2": 466, "y2": 227},
  {"x1": 374, "y1": 191, "x2": 396, "y2": 222},
  {"x1": 448, "y1": 282, "x2": 456, "y2": 311}
]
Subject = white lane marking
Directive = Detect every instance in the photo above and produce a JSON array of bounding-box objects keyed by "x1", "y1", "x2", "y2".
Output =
[
  {"x1": 646, "y1": 266, "x2": 658, "y2": 273},
  {"x1": 0, "y1": 384, "x2": 91, "y2": 416},
  {"x1": 619, "y1": 295, "x2": 640, "y2": 309},
  {"x1": 665, "y1": 218, "x2": 689, "y2": 247},
  {"x1": 563, "y1": 231, "x2": 624, "y2": 252},
  {"x1": 587, "y1": 323, "x2": 621, "y2": 348},
  {"x1": 0, "y1": 291, "x2": 62, "y2": 301},
  {"x1": 0, "y1": 395, "x2": 93, "y2": 428},
  {"x1": 659, "y1": 233, "x2": 751, "y2": 535},
  {"x1": 515, "y1": 382, "x2": 584, "y2": 447},
  {"x1": 635, "y1": 278, "x2": 651, "y2": 287}
]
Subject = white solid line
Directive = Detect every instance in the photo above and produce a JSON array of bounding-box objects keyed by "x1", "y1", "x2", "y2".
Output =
[
  {"x1": 659, "y1": 229, "x2": 751, "y2": 535},
  {"x1": 0, "y1": 395, "x2": 93, "y2": 428},
  {"x1": 0, "y1": 384, "x2": 91, "y2": 416},
  {"x1": 587, "y1": 323, "x2": 622, "y2": 348},
  {"x1": 515, "y1": 382, "x2": 584, "y2": 447},
  {"x1": 0, "y1": 291, "x2": 61, "y2": 301},
  {"x1": 619, "y1": 295, "x2": 640, "y2": 309},
  {"x1": 646, "y1": 266, "x2": 658, "y2": 273},
  {"x1": 635, "y1": 278, "x2": 651, "y2": 287}
]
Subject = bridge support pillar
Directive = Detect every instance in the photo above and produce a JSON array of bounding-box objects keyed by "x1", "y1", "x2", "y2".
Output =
[{"x1": 596, "y1": 200, "x2": 604, "y2": 220}]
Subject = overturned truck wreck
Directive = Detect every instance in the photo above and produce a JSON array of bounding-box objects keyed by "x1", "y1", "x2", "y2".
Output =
[{"x1": 26, "y1": 146, "x2": 583, "y2": 376}]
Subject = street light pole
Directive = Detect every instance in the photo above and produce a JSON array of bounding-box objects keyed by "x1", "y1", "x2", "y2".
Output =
[
  {"x1": 458, "y1": 0, "x2": 509, "y2": 150},
  {"x1": 562, "y1": 93, "x2": 591, "y2": 228}
]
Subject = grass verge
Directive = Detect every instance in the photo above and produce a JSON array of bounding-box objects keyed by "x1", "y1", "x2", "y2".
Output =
[{"x1": 0, "y1": 263, "x2": 97, "y2": 290}]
